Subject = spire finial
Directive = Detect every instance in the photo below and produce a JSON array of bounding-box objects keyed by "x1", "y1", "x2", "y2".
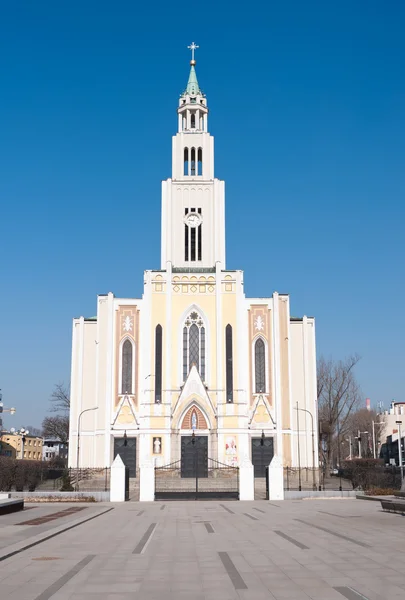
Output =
[{"x1": 188, "y1": 41, "x2": 199, "y2": 66}]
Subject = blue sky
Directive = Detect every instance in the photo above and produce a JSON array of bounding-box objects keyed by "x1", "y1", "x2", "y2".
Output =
[{"x1": 1, "y1": 1, "x2": 404, "y2": 429}]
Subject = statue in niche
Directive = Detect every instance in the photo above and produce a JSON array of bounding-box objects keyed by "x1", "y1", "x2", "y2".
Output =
[
  {"x1": 153, "y1": 437, "x2": 161, "y2": 454},
  {"x1": 191, "y1": 411, "x2": 197, "y2": 430}
]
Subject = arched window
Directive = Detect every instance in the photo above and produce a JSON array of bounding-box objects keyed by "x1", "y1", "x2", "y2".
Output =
[
  {"x1": 155, "y1": 325, "x2": 162, "y2": 403},
  {"x1": 184, "y1": 148, "x2": 188, "y2": 176},
  {"x1": 191, "y1": 113, "x2": 196, "y2": 129},
  {"x1": 254, "y1": 338, "x2": 266, "y2": 393},
  {"x1": 197, "y1": 148, "x2": 202, "y2": 175},
  {"x1": 183, "y1": 311, "x2": 206, "y2": 381},
  {"x1": 226, "y1": 325, "x2": 233, "y2": 402},
  {"x1": 122, "y1": 339, "x2": 133, "y2": 394}
]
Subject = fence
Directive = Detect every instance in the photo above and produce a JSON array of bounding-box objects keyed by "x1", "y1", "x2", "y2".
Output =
[
  {"x1": 38, "y1": 468, "x2": 111, "y2": 492},
  {"x1": 283, "y1": 467, "x2": 353, "y2": 491}
]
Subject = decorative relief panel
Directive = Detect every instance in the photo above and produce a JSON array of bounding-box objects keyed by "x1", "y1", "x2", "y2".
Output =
[
  {"x1": 115, "y1": 306, "x2": 139, "y2": 410},
  {"x1": 249, "y1": 305, "x2": 272, "y2": 407},
  {"x1": 172, "y1": 275, "x2": 216, "y2": 294}
]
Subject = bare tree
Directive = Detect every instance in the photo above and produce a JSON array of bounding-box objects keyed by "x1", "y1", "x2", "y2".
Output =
[
  {"x1": 343, "y1": 408, "x2": 378, "y2": 459},
  {"x1": 42, "y1": 415, "x2": 69, "y2": 443},
  {"x1": 50, "y1": 383, "x2": 70, "y2": 413},
  {"x1": 317, "y1": 354, "x2": 362, "y2": 468}
]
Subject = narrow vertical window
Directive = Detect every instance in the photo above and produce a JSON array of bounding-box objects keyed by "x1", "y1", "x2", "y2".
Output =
[
  {"x1": 191, "y1": 113, "x2": 196, "y2": 128},
  {"x1": 189, "y1": 324, "x2": 200, "y2": 370},
  {"x1": 122, "y1": 339, "x2": 133, "y2": 394},
  {"x1": 183, "y1": 311, "x2": 206, "y2": 381},
  {"x1": 226, "y1": 325, "x2": 233, "y2": 402},
  {"x1": 183, "y1": 327, "x2": 188, "y2": 381},
  {"x1": 185, "y1": 224, "x2": 189, "y2": 261},
  {"x1": 190, "y1": 227, "x2": 196, "y2": 261},
  {"x1": 200, "y1": 327, "x2": 206, "y2": 381},
  {"x1": 255, "y1": 338, "x2": 266, "y2": 393},
  {"x1": 197, "y1": 225, "x2": 202, "y2": 261},
  {"x1": 155, "y1": 325, "x2": 162, "y2": 403},
  {"x1": 197, "y1": 148, "x2": 202, "y2": 176},
  {"x1": 184, "y1": 148, "x2": 188, "y2": 176},
  {"x1": 190, "y1": 147, "x2": 196, "y2": 175}
]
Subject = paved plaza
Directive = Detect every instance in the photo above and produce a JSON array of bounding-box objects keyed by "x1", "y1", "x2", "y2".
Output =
[{"x1": 0, "y1": 498, "x2": 404, "y2": 600}]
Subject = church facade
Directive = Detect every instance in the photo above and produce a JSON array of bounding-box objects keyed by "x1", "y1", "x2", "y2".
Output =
[{"x1": 68, "y1": 48, "x2": 318, "y2": 478}]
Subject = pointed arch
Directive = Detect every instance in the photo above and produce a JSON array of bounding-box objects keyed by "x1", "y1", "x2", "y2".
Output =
[
  {"x1": 254, "y1": 336, "x2": 266, "y2": 393},
  {"x1": 179, "y1": 401, "x2": 210, "y2": 430}
]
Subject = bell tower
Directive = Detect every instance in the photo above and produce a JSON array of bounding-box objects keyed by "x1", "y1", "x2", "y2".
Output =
[{"x1": 161, "y1": 43, "x2": 226, "y2": 270}]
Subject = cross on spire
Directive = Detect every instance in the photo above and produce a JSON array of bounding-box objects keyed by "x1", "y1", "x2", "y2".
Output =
[{"x1": 188, "y1": 42, "x2": 199, "y2": 62}]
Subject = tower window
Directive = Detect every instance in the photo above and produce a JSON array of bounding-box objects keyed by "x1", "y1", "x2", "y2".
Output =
[
  {"x1": 226, "y1": 325, "x2": 233, "y2": 402},
  {"x1": 198, "y1": 224, "x2": 202, "y2": 261},
  {"x1": 184, "y1": 148, "x2": 189, "y2": 176},
  {"x1": 190, "y1": 147, "x2": 196, "y2": 176},
  {"x1": 185, "y1": 224, "x2": 189, "y2": 261},
  {"x1": 155, "y1": 325, "x2": 162, "y2": 403},
  {"x1": 190, "y1": 227, "x2": 196, "y2": 261},
  {"x1": 182, "y1": 311, "x2": 206, "y2": 381},
  {"x1": 121, "y1": 339, "x2": 133, "y2": 394},
  {"x1": 197, "y1": 148, "x2": 202, "y2": 176},
  {"x1": 191, "y1": 113, "x2": 196, "y2": 129},
  {"x1": 254, "y1": 338, "x2": 266, "y2": 393}
]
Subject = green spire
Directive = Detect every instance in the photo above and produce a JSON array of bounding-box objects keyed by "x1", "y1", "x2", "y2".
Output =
[{"x1": 185, "y1": 63, "x2": 200, "y2": 96}]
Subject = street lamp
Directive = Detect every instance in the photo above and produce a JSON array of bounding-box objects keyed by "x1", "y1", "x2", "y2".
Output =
[
  {"x1": 15, "y1": 427, "x2": 29, "y2": 459},
  {"x1": 295, "y1": 402, "x2": 302, "y2": 491},
  {"x1": 355, "y1": 430, "x2": 369, "y2": 458},
  {"x1": 76, "y1": 407, "x2": 98, "y2": 477},
  {"x1": 396, "y1": 421, "x2": 403, "y2": 482},
  {"x1": 294, "y1": 406, "x2": 316, "y2": 491}
]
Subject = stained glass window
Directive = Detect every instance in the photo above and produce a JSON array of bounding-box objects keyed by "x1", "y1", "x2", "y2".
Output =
[
  {"x1": 182, "y1": 312, "x2": 206, "y2": 382},
  {"x1": 255, "y1": 338, "x2": 266, "y2": 393},
  {"x1": 122, "y1": 339, "x2": 133, "y2": 394}
]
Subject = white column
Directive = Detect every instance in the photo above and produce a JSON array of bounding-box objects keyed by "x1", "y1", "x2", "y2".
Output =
[
  {"x1": 110, "y1": 454, "x2": 126, "y2": 502},
  {"x1": 178, "y1": 113, "x2": 182, "y2": 132},
  {"x1": 269, "y1": 455, "x2": 284, "y2": 501},
  {"x1": 272, "y1": 293, "x2": 283, "y2": 461}
]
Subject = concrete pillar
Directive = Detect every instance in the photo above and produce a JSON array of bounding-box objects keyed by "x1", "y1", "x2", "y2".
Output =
[
  {"x1": 269, "y1": 454, "x2": 284, "y2": 501},
  {"x1": 110, "y1": 454, "x2": 126, "y2": 502},
  {"x1": 139, "y1": 464, "x2": 155, "y2": 502},
  {"x1": 239, "y1": 456, "x2": 254, "y2": 501}
]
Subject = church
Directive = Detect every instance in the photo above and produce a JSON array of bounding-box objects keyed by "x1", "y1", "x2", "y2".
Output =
[{"x1": 68, "y1": 45, "x2": 318, "y2": 487}]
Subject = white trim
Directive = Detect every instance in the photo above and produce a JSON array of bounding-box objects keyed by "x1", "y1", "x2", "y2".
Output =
[
  {"x1": 251, "y1": 334, "x2": 269, "y2": 395},
  {"x1": 118, "y1": 336, "x2": 136, "y2": 395}
]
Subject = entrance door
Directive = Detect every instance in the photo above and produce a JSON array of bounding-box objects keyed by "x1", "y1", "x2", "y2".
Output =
[
  {"x1": 181, "y1": 436, "x2": 208, "y2": 478},
  {"x1": 114, "y1": 437, "x2": 137, "y2": 477},
  {"x1": 252, "y1": 437, "x2": 274, "y2": 477}
]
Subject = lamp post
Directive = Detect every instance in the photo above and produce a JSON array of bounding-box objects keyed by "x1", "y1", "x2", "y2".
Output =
[
  {"x1": 16, "y1": 428, "x2": 29, "y2": 459},
  {"x1": 76, "y1": 407, "x2": 98, "y2": 486},
  {"x1": 296, "y1": 402, "x2": 302, "y2": 491},
  {"x1": 396, "y1": 421, "x2": 403, "y2": 482},
  {"x1": 294, "y1": 406, "x2": 316, "y2": 491},
  {"x1": 356, "y1": 430, "x2": 369, "y2": 458}
]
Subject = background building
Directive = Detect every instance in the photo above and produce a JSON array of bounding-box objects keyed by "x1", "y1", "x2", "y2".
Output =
[
  {"x1": 42, "y1": 439, "x2": 68, "y2": 462},
  {"x1": 0, "y1": 432, "x2": 43, "y2": 460}
]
